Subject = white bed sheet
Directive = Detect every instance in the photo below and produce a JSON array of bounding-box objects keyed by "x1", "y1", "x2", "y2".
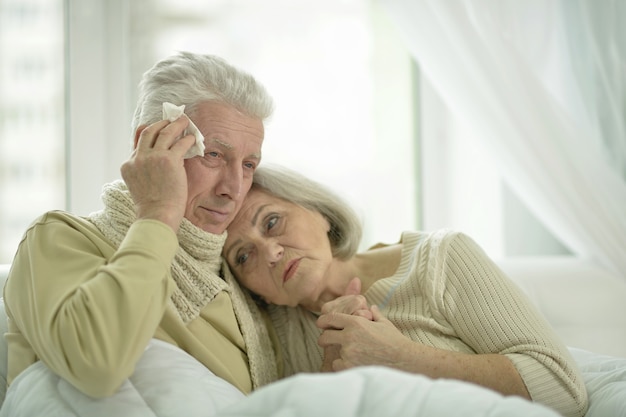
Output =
[
  {"x1": 218, "y1": 366, "x2": 560, "y2": 417},
  {"x1": 569, "y1": 347, "x2": 626, "y2": 416},
  {"x1": 3, "y1": 339, "x2": 626, "y2": 417},
  {"x1": 0, "y1": 339, "x2": 245, "y2": 417}
]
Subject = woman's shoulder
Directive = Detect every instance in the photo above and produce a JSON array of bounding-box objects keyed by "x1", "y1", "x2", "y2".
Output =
[
  {"x1": 407, "y1": 229, "x2": 481, "y2": 248},
  {"x1": 365, "y1": 229, "x2": 477, "y2": 271},
  {"x1": 395, "y1": 229, "x2": 485, "y2": 277},
  {"x1": 397, "y1": 229, "x2": 467, "y2": 250},
  {"x1": 366, "y1": 230, "x2": 438, "y2": 249}
]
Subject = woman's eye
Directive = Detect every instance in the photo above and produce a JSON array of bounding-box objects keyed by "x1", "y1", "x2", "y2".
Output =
[
  {"x1": 236, "y1": 252, "x2": 249, "y2": 265},
  {"x1": 266, "y1": 216, "x2": 278, "y2": 231}
]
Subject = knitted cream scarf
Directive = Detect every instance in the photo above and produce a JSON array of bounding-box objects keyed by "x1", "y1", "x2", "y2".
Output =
[{"x1": 87, "y1": 180, "x2": 278, "y2": 388}]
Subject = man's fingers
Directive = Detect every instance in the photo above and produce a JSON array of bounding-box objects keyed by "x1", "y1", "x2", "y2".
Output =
[
  {"x1": 136, "y1": 119, "x2": 170, "y2": 150},
  {"x1": 170, "y1": 133, "x2": 197, "y2": 155},
  {"x1": 153, "y1": 116, "x2": 192, "y2": 151},
  {"x1": 137, "y1": 117, "x2": 191, "y2": 152}
]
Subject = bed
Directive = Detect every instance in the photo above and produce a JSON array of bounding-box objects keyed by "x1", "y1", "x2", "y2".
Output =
[{"x1": 1, "y1": 258, "x2": 625, "y2": 416}]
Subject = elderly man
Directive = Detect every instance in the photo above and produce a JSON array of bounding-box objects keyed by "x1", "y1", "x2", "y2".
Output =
[{"x1": 3, "y1": 52, "x2": 278, "y2": 398}]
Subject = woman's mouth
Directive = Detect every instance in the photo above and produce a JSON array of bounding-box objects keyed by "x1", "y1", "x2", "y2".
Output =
[{"x1": 282, "y1": 258, "x2": 302, "y2": 284}]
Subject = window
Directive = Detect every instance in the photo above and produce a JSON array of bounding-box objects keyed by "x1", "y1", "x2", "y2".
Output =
[
  {"x1": 0, "y1": 0, "x2": 417, "y2": 263},
  {"x1": 419, "y1": 78, "x2": 571, "y2": 258},
  {"x1": 0, "y1": 0, "x2": 65, "y2": 263},
  {"x1": 124, "y1": 0, "x2": 419, "y2": 248},
  {"x1": 127, "y1": 1, "x2": 573, "y2": 261}
]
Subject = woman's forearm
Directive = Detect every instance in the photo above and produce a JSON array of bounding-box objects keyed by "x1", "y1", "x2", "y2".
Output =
[
  {"x1": 317, "y1": 308, "x2": 530, "y2": 399},
  {"x1": 397, "y1": 340, "x2": 530, "y2": 398}
]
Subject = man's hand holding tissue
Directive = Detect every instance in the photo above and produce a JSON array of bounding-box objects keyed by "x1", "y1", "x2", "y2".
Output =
[{"x1": 121, "y1": 116, "x2": 197, "y2": 233}]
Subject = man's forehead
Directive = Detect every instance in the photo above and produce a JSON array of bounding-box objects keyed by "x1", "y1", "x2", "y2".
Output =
[
  {"x1": 211, "y1": 137, "x2": 234, "y2": 150},
  {"x1": 205, "y1": 136, "x2": 262, "y2": 159}
]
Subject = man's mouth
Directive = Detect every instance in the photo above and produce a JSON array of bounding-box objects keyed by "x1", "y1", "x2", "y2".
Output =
[{"x1": 203, "y1": 207, "x2": 230, "y2": 222}]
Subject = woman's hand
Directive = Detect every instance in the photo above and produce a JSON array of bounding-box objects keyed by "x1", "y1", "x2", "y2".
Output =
[
  {"x1": 320, "y1": 277, "x2": 373, "y2": 320},
  {"x1": 319, "y1": 277, "x2": 372, "y2": 371},
  {"x1": 317, "y1": 306, "x2": 531, "y2": 399},
  {"x1": 317, "y1": 305, "x2": 414, "y2": 371}
]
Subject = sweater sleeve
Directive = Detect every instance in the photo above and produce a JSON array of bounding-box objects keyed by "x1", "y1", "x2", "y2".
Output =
[
  {"x1": 4, "y1": 212, "x2": 178, "y2": 398},
  {"x1": 432, "y1": 232, "x2": 588, "y2": 417}
]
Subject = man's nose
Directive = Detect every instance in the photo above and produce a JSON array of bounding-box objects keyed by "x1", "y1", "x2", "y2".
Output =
[{"x1": 215, "y1": 165, "x2": 243, "y2": 199}]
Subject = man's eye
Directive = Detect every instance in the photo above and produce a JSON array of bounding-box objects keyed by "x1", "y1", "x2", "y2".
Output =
[{"x1": 206, "y1": 151, "x2": 220, "y2": 158}]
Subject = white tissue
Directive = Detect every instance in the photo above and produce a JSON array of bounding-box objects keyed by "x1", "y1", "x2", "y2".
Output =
[{"x1": 162, "y1": 102, "x2": 205, "y2": 159}]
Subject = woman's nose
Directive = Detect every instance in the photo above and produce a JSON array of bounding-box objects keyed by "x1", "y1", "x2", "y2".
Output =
[{"x1": 263, "y1": 240, "x2": 284, "y2": 266}]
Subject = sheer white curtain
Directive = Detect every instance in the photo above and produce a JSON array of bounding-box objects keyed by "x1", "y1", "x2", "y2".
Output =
[{"x1": 381, "y1": 0, "x2": 626, "y2": 279}]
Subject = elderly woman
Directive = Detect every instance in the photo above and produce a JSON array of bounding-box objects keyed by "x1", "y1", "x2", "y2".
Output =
[{"x1": 223, "y1": 164, "x2": 588, "y2": 417}]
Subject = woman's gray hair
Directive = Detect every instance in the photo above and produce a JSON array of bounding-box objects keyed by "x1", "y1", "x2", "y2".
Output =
[
  {"x1": 252, "y1": 164, "x2": 363, "y2": 260},
  {"x1": 131, "y1": 51, "x2": 274, "y2": 137}
]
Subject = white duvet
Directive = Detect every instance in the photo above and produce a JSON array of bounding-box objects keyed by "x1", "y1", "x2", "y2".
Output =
[
  {"x1": 0, "y1": 340, "x2": 244, "y2": 417},
  {"x1": 1, "y1": 339, "x2": 624, "y2": 417},
  {"x1": 569, "y1": 347, "x2": 626, "y2": 416}
]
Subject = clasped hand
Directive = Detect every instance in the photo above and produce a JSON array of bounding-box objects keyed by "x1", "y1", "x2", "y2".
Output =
[
  {"x1": 120, "y1": 116, "x2": 197, "y2": 232},
  {"x1": 316, "y1": 277, "x2": 411, "y2": 372}
]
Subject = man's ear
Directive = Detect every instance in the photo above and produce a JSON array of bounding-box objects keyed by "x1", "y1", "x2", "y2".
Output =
[{"x1": 133, "y1": 125, "x2": 148, "y2": 150}]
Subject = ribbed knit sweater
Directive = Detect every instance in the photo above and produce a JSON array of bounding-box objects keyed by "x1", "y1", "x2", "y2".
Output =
[{"x1": 269, "y1": 230, "x2": 588, "y2": 417}]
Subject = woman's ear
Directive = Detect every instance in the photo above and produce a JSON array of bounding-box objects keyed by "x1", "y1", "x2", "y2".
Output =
[{"x1": 132, "y1": 125, "x2": 148, "y2": 150}]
